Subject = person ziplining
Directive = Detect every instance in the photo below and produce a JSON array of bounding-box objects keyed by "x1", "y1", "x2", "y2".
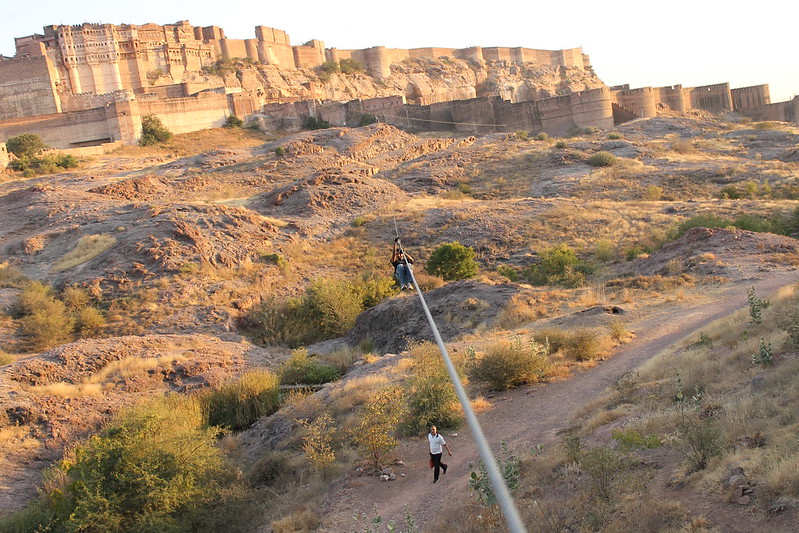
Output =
[{"x1": 390, "y1": 237, "x2": 414, "y2": 290}]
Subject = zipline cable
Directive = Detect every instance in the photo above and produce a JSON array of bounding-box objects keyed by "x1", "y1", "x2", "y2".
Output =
[{"x1": 395, "y1": 241, "x2": 527, "y2": 533}]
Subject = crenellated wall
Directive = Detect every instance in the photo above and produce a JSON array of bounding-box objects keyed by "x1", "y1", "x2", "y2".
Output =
[
  {"x1": 612, "y1": 86, "x2": 657, "y2": 118},
  {"x1": 731, "y1": 84, "x2": 770, "y2": 110},
  {"x1": 655, "y1": 85, "x2": 686, "y2": 113},
  {"x1": 735, "y1": 96, "x2": 799, "y2": 123},
  {"x1": 687, "y1": 83, "x2": 733, "y2": 112}
]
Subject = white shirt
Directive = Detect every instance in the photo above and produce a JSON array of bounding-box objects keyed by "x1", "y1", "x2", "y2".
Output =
[{"x1": 428, "y1": 433, "x2": 446, "y2": 454}]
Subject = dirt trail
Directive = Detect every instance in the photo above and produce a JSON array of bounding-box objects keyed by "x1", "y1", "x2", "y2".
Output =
[{"x1": 318, "y1": 272, "x2": 799, "y2": 532}]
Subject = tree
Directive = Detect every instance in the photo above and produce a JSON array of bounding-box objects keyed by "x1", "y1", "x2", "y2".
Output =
[
  {"x1": 139, "y1": 115, "x2": 172, "y2": 146},
  {"x1": 6, "y1": 133, "x2": 46, "y2": 158},
  {"x1": 302, "y1": 413, "x2": 336, "y2": 478},
  {"x1": 353, "y1": 386, "x2": 405, "y2": 469},
  {"x1": 426, "y1": 241, "x2": 479, "y2": 281},
  {"x1": 224, "y1": 115, "x2": 244, "y2": 128}
]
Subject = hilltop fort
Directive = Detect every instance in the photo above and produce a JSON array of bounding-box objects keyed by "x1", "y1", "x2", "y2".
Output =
[{"x1": 0, "y1": 20, "x2": 797, "y2": 152}]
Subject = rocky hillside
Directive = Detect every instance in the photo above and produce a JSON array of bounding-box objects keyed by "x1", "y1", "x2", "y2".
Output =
[
  {"x1": 176, "y1": 56, "x2": 605, "y2": 104},
  {"x1": 0, "y1": 114, "x2": 798, "y2": 529}
]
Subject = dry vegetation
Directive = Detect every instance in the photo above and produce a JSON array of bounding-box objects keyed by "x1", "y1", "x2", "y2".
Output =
[{"x1": 1, "y1": 114, "x2": 799, "y2": 531}]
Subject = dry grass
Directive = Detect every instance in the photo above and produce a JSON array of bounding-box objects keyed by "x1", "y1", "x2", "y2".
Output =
[
  {"x1": 51, "y1": 233, "x2": 116, "y2": 271},
  {"x1": 29, "y1": 355, "x2": 184, "y2": 397}
]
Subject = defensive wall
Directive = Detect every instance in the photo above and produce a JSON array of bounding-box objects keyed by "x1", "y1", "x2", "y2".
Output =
[
  {"x1": 0, "y1": 55, "x2": 61, "y2": 120},
  {"x1": 255, "y1": 88, "x2": 613, "y2": 137},
  {"x1": 735, "y1": 96, "x2": 799, "y2": 123},
  {"x1": 0, "y1": 142, "x2": 8, "y2": 168},
  {"x1": 731, "y1": 85, "x2": 770, "y2": 110}
]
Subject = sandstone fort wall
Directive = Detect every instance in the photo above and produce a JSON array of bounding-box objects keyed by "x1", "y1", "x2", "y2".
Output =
[
  {"x1": 687, "y1": 83, "x2": 733, "y2": 112},
  {"x1": 0, "y1": 108, "x2": 114, "y2": 148},
  {"x1": 0, "y1": 142, "x2": 8, "y2": 168},
  {"x1": 731, "y1": 84, "x2": 770, "y2": 110},
  {"x1": 735, "y1": 97, "x2": 799, "y2": 123},
  {"x1": 137, "y1": 93, "x2": 230, "y2": 133},
  {"x1": 0, "y1": 55, "x2": 61, "y2": 120},
  {"x1": 612, "y1": 87, "x2": 658, "y2": 118}
]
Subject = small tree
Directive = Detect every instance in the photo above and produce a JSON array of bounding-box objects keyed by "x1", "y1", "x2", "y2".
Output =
[
  {"x1": 139, "y1": 115, "x2": 172, "y2": 146},
  {"x1": 302, "y1": 414, "x2": 336, "y2": 478},
  {"x1": 6, "y1": 133, "x2": 46, "y2": 158},
  {"x1": 426, "y1": 241, "x2": 479, "y2": 281},
  {"x1": 224, "y1": 115, "x2": 244, "y2": 128},
  {"x1": 353, "y1": 386, "x2": 405, "y2": 469}
]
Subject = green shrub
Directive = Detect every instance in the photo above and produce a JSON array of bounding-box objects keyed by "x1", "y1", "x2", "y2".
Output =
[
  {"x1": 592, "y1": 239, "x2": 615, "y2": 263},
  {"x1": 279, "y1": 348, "x2": 341, "y2": 385},
  {"x1": 248, "y1": 451, "x2": 292, "y2": 486},
  {"x1": 403, "y1": 342, "x2": 462, "y2": 433},
  {"x1": 534, "y1": 132, "x2": 549, "y2": 141},
  {"x1": 426, "y1": 241, "x2": 479, "y2": 281},
  {"x1": 468, "y1": 337, "x2": 550, "y2": 390},
  {"x1": 74, "y1": 306, "x2": 106, "y2": 337},
  {"x1": 674, "y1": 214, "x2": 733, "y2": 238},
  {"x1": 532, "y1": 328, "x2": 569, "y2": 354},
  {"x1": 224, "y1": 115, "x2": 244, "y2": 128},
  {"x1": 675, "y1": 411, "x2": 722, "y2": 472},
  {"x1": 303, "y1": 116, "x2": 331, "y2": 130},
  {"x1": 611, "y1": 429, "x2": 662, "y2": 451},
  {"x1": 274, "y1": 146, "x2": 287, "y2": 157},
  {"x1": 581, "y1": 446, "x2": 623, "y2": 501},
  {"x1": 339, "y1": 58, "x2": 365, "y2": 74},
  {"x1": 245, "y1": 274, "x2": 395, "y2": 347},
  {"x1": 524, "y1": 243, "x2": 591, "y2": 288},
  {"x1": 607, "y1": 132, "x2": 623, "y2": 140},
  {"x1": 6, "y1": 133, "x2": 46, "y2": 158},
  {"x1": 46, "y1": 396, "x2": 258, "y2": 532},
  {"x1": 201, "y1": 369, "x2": 281, "y2": 430},
  {"x1": 260, "y1": 252, "x2": 287, "y2": 269},
  {"x1": 468, "y1": 440, "x2": 520, "y2": 507},
  {"x1": 515, "y1": 130, "x2": 529, "y2": 141},
  {"x1": 139, "y1": 114, "x2": 172, "y2": 145},
  {"x1": 0, "y1": 350, "x2": 14, "y2": 365},
  {"x1": 20, "y1": 298, "x2": 74, "y2": 350},
  {"x1": 8, "y1": 152, "x2": 79, "y2": 175},
  {"x1": 554, "y1": 140, "x2": 568, "y2": 149},
  {"x1": 0, "y1": 266, "x2": 28, "y2": 288},
  {"x1": 719, "y1": 185, "x2": 741, "y2": 199},
  {"x1": 587, "y1": 151, "x2": 616, "y2": 167},
  {"x1": 564, "y1": 328, "x2": 601, "y2": 361},
  {"x1": 642, "y1": 185, "x2": 664, "y2": 201},
  {"x1": 733, "y1": 214, "x2": 773, "y2": 233},
  {"x1": 0, "y1": 501, "x2": 54, "y2": 532},
  {"x1": 496, "y1": 264, "x2": 520, "y2": 282},
  {"x1": 358, "y1": 113, "x2": 377, "y2": 126}
]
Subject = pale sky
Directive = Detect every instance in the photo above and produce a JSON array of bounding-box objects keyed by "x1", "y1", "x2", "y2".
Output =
[{"x1": 2, "y1": 0, "x2": 796, "y2": 103}]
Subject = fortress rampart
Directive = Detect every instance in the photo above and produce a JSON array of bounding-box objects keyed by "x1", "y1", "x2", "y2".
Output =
[{"x1": 1, "y1": 19, "x2": 795, "y2": 150}]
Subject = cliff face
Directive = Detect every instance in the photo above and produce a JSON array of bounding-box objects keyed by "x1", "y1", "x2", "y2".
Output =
[{"x1": 174, "y1": 56, "x2": 606, "y2": 105}]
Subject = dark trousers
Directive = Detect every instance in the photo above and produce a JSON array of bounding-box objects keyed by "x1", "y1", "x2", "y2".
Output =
[{"x1": 430, "y1": 452, "x2": 447, "y2": 481}]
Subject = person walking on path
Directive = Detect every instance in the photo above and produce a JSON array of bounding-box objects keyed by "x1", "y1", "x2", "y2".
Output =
[
  {"x1": 391, "y1": 238, "x2": 415, "y2": 290},
  {"x1": 428, "y1": 425, "x2": 452, "y2": 483}
]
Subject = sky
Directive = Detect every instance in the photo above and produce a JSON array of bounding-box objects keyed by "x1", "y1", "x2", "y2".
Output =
[{"x1": 2, "y1": 0, "x2": 797, "y2": 103}]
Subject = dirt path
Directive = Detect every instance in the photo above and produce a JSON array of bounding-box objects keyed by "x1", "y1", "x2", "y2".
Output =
[{"x1": 318, "y1": 272, "x2": 799, "y2": 532}]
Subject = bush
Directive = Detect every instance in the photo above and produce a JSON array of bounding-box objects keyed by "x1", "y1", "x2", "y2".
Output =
[
  {"x1": 426, "y1": 241, "x2": 479, "y2": 281},
  {"x1": 44, "y1": 396, "x2": 259, "y2": 532},
  {"x1": 339, "y1": 58, "x2": 365, "y2": 74},
  {"x1": 224, "y1": 115, "x2": 244, "y2": 128},
  {"x1": 20, "y1": 298, "x2": 75, "y2": 351},
  {"x1": 303, "y1": 116, "x2": 331, "y2": 130},
  {"x1": 469, "y1": 337, "x2": 550, "y2": 390},
  {"x1": 201, "y1": 369, "x2": 281, "y2": 430},
  {"x1": 524, "y1": 243, "x2": 591, "y2": 288},
  {"x1": 675, "y1": 411, "x2": 722, "y2": 472},
  {"x1": 554, "y1": 140, "x2": 568, "y2": 149},
  {"x1": 274, "y1": 146, "x2": 286, "y2": 157},
  {"x1": 607, "y1": 132, "x2": 623, "y2": 140},
  {"x1": 403, "y1": 342, "x2": 462, "y2": 433},
  {"x1": 279, "y1": 348, "x2": 341, "y2": 385},
  {"x1": 564, "y1": 328, "x2": 601, "y2": 361},
  {"x1": 534, "y1": 132, "x2": 549, "y2": 141},
  {"x1": 674, "y1": 214, "x2": 733, "y2": 238},
  {"x1": 587, "y1": 151, "x2": 616, "y2": 167},
  {"x1": 515, "y1": 130, "x2": 529, "y2": 141},
  {"x1": 6, "y1": 133, "x2": 46, "y2": 158},
  {"x1": 358, "y1": 113, "x2": 377, "y2": 126},
  {"x1": 139, "y1": 114, "x2": 173, "y2": 145},
  {"x1": 8, "y1": 152, "x2": 79, "y2": 175}
]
